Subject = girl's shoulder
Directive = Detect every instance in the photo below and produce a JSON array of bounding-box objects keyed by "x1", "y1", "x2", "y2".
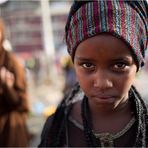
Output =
[
  {"x1": 38, "y1": 114, "x2": 54, "y2": 147},
  {"x1": 41, "y1": 114, "x2": 54, "y2": 136}
]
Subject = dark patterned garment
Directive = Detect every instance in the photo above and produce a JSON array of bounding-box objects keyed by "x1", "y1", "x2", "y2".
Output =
[{"x1": 39, "y1": 84, "x2": 148, "y2": 147}]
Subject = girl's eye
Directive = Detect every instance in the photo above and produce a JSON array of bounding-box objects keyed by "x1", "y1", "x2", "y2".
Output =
[
  {"x1": 113, "y1": 62, "x2": 127, "y2": 70},
  {"x1": 82, "y1": 63, "x2": 94, "y2": 69}
]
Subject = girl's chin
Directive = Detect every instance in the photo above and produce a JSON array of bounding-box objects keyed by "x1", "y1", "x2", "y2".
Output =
[
  {"x1": 89, "y1": 96, "x2": 129, "y2": 111},
  {"x1": 89, "y1": 97, "x2": 118, "y2": 110}
]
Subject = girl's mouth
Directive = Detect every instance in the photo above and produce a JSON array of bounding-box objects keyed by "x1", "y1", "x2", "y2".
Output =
[
  {"x1": 94, "y1": 95, "x2": 113, "y2": 100},
  {"x1": 91, "y1": 94, "x2": 117, "y2": 103}
]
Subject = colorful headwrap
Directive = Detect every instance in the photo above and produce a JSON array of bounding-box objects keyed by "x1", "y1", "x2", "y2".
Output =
[{"x1": 66, "y1": 1, "x2": 147, "y2": 69}]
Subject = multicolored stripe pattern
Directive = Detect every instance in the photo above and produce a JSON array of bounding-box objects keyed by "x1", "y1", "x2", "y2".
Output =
[{"x1": 66, "y1": 1, "x2": 147, "y2": 68}]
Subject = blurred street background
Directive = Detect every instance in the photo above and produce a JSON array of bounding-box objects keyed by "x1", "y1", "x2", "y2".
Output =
[{"x1": 0, "y1": 0, "x2": 148, "y2": 147}]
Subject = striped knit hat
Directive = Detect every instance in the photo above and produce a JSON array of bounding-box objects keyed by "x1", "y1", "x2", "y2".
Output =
[{"x1": 66, "y1": 0, "x2": 148, "y2": 69}]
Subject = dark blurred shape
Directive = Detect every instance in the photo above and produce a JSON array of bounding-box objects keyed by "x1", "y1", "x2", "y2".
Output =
[
  {"x1": 0, "y1": 18, "x2": 30, "y2": 147},
  {"x1": 63, "y1": 57, "x2": 77, "y2": 94}
]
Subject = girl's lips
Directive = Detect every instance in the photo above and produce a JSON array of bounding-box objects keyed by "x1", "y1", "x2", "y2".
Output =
[
  {"x1": 96, "y1": 96, "x2": 112, "y2": 100},
  {"x1": 92, "y1": 95, "x2": 116, "y2": 103},
  {"x1": 94, "y1": 96, "x2": 113, "y2": 100},
  {"x1": 92, "y1": 94, "x2": 117, "y2": 100}
]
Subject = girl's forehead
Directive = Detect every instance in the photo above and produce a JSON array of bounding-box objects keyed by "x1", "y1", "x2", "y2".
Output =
[{"x1": 75, "y1": 34, "x2": 132, "y2": 56}]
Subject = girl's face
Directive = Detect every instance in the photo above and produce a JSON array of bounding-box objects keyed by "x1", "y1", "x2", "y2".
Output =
[{"x1": 74, "y1": 34, "x2": 137, "y2": 110}]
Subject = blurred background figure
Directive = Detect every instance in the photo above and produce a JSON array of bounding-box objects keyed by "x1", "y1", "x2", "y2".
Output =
[
  {"x1": 62, "y1": 56, "x2": 77, "y2": 94},
  {"x1": 0, "y1": 18, "x2": 30, "y2": 147}
]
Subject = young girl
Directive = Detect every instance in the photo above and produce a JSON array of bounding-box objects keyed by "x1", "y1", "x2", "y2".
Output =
[{"x1": 39, "y1": 0, "x2": 148, "y2": 147}]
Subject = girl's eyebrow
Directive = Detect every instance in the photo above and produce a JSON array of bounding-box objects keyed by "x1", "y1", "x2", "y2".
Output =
[
  {"x1": 75, "y1": 56, "x2": 94, "y2": 61},
  {"x1": 75, "y1": 56, "x2": 132, "y2": 61},
  {"x1": 111, "y1": 56, "x2": 133, "y2": 62}
]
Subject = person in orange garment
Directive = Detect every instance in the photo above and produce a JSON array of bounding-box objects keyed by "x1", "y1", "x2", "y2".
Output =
[
  {"x1": 39, "y1": 0, "x2": 148, "y2": 147},
  {"x1": 0, "y1": 18, "x2": 30, "y2": 147}
]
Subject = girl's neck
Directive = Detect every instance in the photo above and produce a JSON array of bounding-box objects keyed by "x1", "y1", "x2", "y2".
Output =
[{"x1": 88, "y1": 98, "x2": 134, "y2": 134}]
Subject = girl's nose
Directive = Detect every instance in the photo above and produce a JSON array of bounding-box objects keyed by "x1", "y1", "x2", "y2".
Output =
[{"x1": 93, "y1": 70, "x2": 113, "y2": 91}]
